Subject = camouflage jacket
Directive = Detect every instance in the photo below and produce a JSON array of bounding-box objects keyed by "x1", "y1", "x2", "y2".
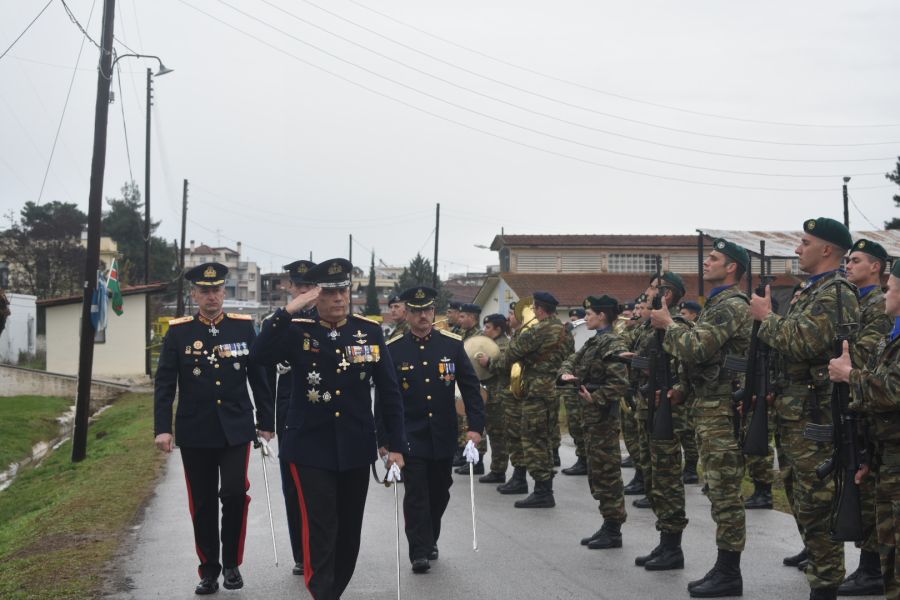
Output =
[
  {"x1": 460, "y1": 325, "x2": 481, "y2": 341},
  {"x1": 633, "y1": 310, "x2": 691, "y2": 412},
  {"x1": 391, "y1": 320, "x2": 410, "y2": 338},
  {"x1": 485, "y1": 335, "x2": 511, "y2": 392},
  {"x1": 759, "y1": 270, "x2": 859, "y2": 421},
  {"x1": 494, "y1": 316, "x2": 574, "y2": 378},
  {"x1": 664, "y1": 286, "x2": 752, "y2": 404},
  {"x1": 559, "y1": 329, "x2": 629, "y2": 416},
  {"x1": 851, "y1": 332, "x2": 900, "y2": 443},
  {"x1": 855, "y1": 287, "x2": 893, "y2": 369}
]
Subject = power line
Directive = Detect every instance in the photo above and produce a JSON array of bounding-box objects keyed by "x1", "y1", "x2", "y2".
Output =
[
  {"x1": 215, "y1": 0, "x2": 885, "y2": 179},
  {"x1": 115, "y1": 63, "x2": 135, "y2": 184},
  {"x1": 847, "y1": 193, "x2": 881, "y2": 230},
  {"x1": 348, "y1": 0, "x2": 900, "y2": 130},
  {"x1": 37, "y1": 0, "x2": 98, "y2": 204},
  {"x1": 188, "y1": 217, "x2": 295, "y2": 260},
  {"x1": 178, "y1": 1, "x2": 893, "y2": 193},
  {"x1": 0, "y1": 0, "x2": 54, "y2": 61},
  {"x1": 60, "y1": 0, "x2": 103, "y2": 53}
]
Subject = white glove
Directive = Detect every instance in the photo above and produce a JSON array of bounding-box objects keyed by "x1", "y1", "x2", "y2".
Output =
[{"x1": 463, "y1": 440, "x2": 480, "y2": 464}]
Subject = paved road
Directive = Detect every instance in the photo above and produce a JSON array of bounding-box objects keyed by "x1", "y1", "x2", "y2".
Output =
[{"x1": 108, "y1": 438, "x2": 864, "y2": 600}]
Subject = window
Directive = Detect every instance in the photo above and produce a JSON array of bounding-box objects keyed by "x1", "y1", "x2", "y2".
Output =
[
  {"x1": 516, "y1": 253, "x2": 557, "y2": 273},
  {"x1": 561, "y1": 254, "x2": 602, "y2": 273},
  {"x1": 608, "y1": 254, "x2": 657, "y2": 273}
]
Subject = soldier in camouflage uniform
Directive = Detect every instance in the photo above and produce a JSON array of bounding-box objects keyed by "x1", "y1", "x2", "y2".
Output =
[
  {"x1": 633, "y1": 272, "x2": 693, "y2": 571},
  {"x1": 619, "y1": 300, "x2": 646, "y2": 489},
  {"x1": 751, "y1": 217, "x2": 859, "y2": 600},
  {"x1": 676, "y1": 301, "x2": 703, "y2": 485},
  {"x1": 836, "y1": 239, "x2": 894, "y2": 596},
  {"x1": 482, "y1": 292, "x2": 574, "y2": 508},
  {"x1": 561, "y1": 309, "x2": 588, "y2": 474},
  {"x1": 494, "y1": 303, "x2": 529, "y2": 495},
  {"x1": 388, "y1": 294, "x2": 410, "y2": 338},
  {"x1": 653, "y1": 239, "x2": 752, "y2": 597},
  {"x1": 626, "y1": 299, "x2": 655, "y2": 502},
  {"x1": 479, "y1": 313, "x2": 511, "y2": 484},
  {"x1": 560, "y1": 296, "x2": 629, "y2": 550},
  {"x1": 829, "y1": 259, "x2": 900, "y2": 600},
  {"x1": 455, "y1": 303, "x2": 488, "y2": 474}
]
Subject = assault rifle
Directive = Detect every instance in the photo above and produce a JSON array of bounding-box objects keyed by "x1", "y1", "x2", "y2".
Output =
[{"x1": 649, "y1": 255, "x2": 675, "y2": 440}]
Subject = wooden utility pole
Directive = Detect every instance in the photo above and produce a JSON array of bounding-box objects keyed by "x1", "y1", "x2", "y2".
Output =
[
  {"x1": 433, "y1": 203, "x2": 440, "y2": 288},
  {"x1": 842, "y1": 177, "x2": 851, "y2": 228},
  {"x1": 73, "y1": 0, "x2": 116, "y2": 463},
  {"x1": 175, "y1": 179, "x2": 188, "y2": 316}
]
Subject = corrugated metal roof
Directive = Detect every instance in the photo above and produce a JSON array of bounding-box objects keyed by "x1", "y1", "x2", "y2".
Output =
[{"x1": 698, "y1": 229, "x2": 900, "y2": 259}]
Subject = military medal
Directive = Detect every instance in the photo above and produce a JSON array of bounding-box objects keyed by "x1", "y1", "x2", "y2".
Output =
[
  {"x1": 328, "y1": 329, "x2": 339, "y2": 341},
  {"x1": 353, "y1": 330, "x2": 367, "y2": 345},
  {"x1": 207, "y1": 354, "x2": 217, "y2": 365},
  {"x1": 303, "y1": 339, "x2": 311, "y2": 351},
  {"x1": 209, "y1": 323, "x2": 219, "y2": 336},
  {"x1": 307, "y1": 371, "x2": 322, "y2": 385},
  {"x1": 322, "y1": 391, "x2": 332, "y2": 402},
  {"x1": 193, "y1": 340, "x2": 203, "y2": 350},
  {"x1": 234, "y1": 362, "x2": 241, "y2": 370},
  {"x1": 338, "y1": 357, "x2": 350, "y2": 371},
  {"x1": 308, "y1": 389, "x2": 320, "y2": 403},
  {"x1": 192, "y1": 367, "x2": 201, "y2": 376}
]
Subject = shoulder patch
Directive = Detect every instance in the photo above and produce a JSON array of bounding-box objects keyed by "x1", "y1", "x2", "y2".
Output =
[
  {"x1": 351, "y1": 314, "x2": 380, "y2": 325},
  {"x1": 291, "y1": 318, "x2": 316, "y2": 324},
  {"x1": 439, "y1": 329, "x2": 462, "y2": 341},
  {"x1": 227, "y1": 313, "x2": 253, "y2": 320},
  {"x1": 386, "y1": 333, "x2": 404, "y2": 345},
  {"x1": 168, "y1": 316, "x2": 193, "y2": 326}
]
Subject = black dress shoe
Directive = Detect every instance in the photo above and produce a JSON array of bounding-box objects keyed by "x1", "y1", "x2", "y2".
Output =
[
  {"x1": 292, "y1": 562, "x2": 304, "y2": 576},
  {"x1": 222, "y1": 567, "x2": 243, "y2": 590},
  {"x1": 428, "y1": 546, "x2": 439, "y2": 561},
  {"x1": 411, "y1": 557, "x2": 431, "y2": 573},
  {"x1": 195, "y1": 576, "x2": 219, "y2": 595}
]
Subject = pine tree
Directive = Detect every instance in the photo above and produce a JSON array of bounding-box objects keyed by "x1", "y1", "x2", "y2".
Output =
[
  {"x1": 885, "y1": 157, "x2": 900, "y2": 230},
  {"x1": 393, "y1": 253, "x2": 449, "y2": 310},
  {"x1": 364, "y1": 251, "x2": 380, "y2": 315}
]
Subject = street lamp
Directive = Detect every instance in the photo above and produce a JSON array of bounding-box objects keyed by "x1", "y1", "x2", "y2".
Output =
[{"x1": 109, "y1": 53, "x2": 173, "y2": 377}]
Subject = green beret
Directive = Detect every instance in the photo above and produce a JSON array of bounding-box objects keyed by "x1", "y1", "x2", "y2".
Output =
[
  {"x1": 583, "y1": 295, "x2": 618, "y2": 312},
  {"x1": 851, "y1": 239, "x2": 888, "y2": 263},
  {"x1": 652, "y1": 271, "x2": 685, "y2": 295},
  {"x1": 892, "y1": 260, "x2": 900, "y2": 278},
  {"x1": 712, "y1": 238, "x2": 750, "y2": 271},
  {"x1": 803, "y1": 217, "x2": 852, "y2": 250}
]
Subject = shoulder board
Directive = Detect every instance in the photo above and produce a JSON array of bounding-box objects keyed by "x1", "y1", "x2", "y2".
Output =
[
  {"x1": 291, "y1": 318, "x2": 316, "y2": 324},
  {"x1": 439, "y1": 329, "x2": 462, "y2": 341},
  {"x1": 386, "y1": 333, "x2": 404, "y2": 345},
  {"x1": 168, "y1": 316, "x2": 193, "y2": 326},
  {"x1": 227, "y1": 313, "x2": 253, "y2": 320},
  {"x1": 351, "y1": 314, "x2": 380, "y2": 325}
]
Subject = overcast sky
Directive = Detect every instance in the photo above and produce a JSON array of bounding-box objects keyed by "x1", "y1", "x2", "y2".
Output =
[{"x1": 1, "y1": 0, "x2": 899, "y2": 277}]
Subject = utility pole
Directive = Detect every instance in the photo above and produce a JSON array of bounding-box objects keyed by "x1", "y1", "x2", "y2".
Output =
[
  {"x1": 73, "y1": 0, "x2": 116, "y2": 463},
  {"x1": 143, "y1": 69, "x2": 153, "y2": 378},
  {"x1": 175, "y1": 179, "x2": 188, "y2": 316},
  {"x1": 433, "y1": 203, "x2": 440, "y2": 288},
  {"x1": 842, "y1": 177, "x2": 851, "y2": 228},
  {"x1": 348, "y1": 234, "x2": 353, "y2": 312}
]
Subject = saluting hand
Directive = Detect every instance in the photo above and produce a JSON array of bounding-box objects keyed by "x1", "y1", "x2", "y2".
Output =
[
  {"x1": 750, "y1": 285, "x2": 773, "y2": 321},
  {"x1": 155, "y1": 433, "x2": 173, "y2": 453},
  {"x1": 286, "y1": 286, "x2": 320, "y2": 314},
  {"x1": 828, "y1": 340, "x2": 853, "y2": 383}
]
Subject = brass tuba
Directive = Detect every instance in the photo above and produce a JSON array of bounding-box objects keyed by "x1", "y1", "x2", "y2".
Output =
[{"x1": 509, "y1": 297, "x2": 538, "y2": 399}]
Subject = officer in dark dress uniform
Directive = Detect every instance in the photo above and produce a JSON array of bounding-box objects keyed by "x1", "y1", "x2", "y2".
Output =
[
  {"x1": 250, "y1": 258, "x2": 406, "y2": 600},
  {"x1": 154, "y1": 262, "x2": 274, "y2": 595},
  {"x1": 264, "y1": 259, "x2": 316, "y2": 576},
  {"x1": 380, "y1": 287, "x2": 485, "y2": 573}
]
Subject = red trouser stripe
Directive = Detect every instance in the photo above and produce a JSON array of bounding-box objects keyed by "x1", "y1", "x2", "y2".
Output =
[
  {"x1": 182, "y1": 470, "x2": 208, "y2": 577},
  {"x1": 290, "y1": 463, "x2": 315, "y2": 595},
  {"x1": 236, "y1": 442, "x2": 252, "y2": 565}
]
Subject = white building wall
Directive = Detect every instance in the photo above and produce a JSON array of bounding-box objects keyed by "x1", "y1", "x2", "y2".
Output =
[
  {"x1": 0, "y1": 293, "x2": 37, "y2": 364},
  {"x1": 45, "y1": 294, "x2": 148, "y2": 378}
]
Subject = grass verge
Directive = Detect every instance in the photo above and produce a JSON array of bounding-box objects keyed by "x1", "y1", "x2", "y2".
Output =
[
  {"x1": 0, "y1": 395, "x2": 71, "y2": 469},
  {"x1": 0, "y1": 392, "x2": 164, "y2": 600}
]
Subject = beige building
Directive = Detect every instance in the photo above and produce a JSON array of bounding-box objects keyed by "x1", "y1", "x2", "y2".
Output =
[
  {"x1": 185, "y1": 241, "x2": 260, "y2": 302},
  {"x1": 38, "y1": 283, "x2": 167, "y2": 380}
]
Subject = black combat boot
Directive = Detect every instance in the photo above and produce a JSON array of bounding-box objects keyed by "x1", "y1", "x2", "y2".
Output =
[
  {"x1": 837, "y1": 550, "x2": 884, "y2": 596},
  {"x1": 497, "y1": 466, "x2": 528, "y2": 494},
  {"x1": 623, "y1": 469, "x2": 645, "y2": 495},
  {"x1": 682, "y1": 459, "x2": 699, "y2": 484},
  {"x1": 632, "y1": 496, "x2": 651, "y2": 509},
  {"x1": 644, "y1": 531, "x2": 684, "y2": 571},
  {"x1": 621, "y1": 455, "x2": 635, "y2": 468},
  {"x1": 479, "y1": 470, "x2": 506, "y2": 484},
  {"x1": 562, "y1": 456, "x2": 588, "y2": 476},
  {"x1": 581, "y1": 525, "x2": 604, "y2": 546},
  {"x1": 809, "y1": 588, "x2": 838, "y2": 600},
  {"x1": 783, "y1": 547, "x2": 808, "y2": 567},
  {"x1": 587, "y1": 521, "x2": 622, "y2": 550},
  {"x1": 635, "y1": 535, "x2": 664, "y2": 567},
  {"x1": 514, "y1": 479, "x2": 555, "y2": 508},
  {"x1": 688, "y1": 549, "x2": 742, "y2": 597},
  {"x1": 744, "y1": 482, "x2": 773, "y2": 509},
  {"x1": 553, "y1": 449, "x2": 561, "y2": 467}
]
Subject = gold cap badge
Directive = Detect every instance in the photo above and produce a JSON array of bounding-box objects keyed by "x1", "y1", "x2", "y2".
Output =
[
  {"x1": 806, "y1": 219, "x2": 816, "y2": 231},
  {"x1": 328, "y1": 262, "x2": 342, "y2": 275},
  {"x1": 203, "y1": 265, "x2": 217, "y2": 278},
  {"x1": 415, "y1": 288, "x2": 426, "y2": 299}
]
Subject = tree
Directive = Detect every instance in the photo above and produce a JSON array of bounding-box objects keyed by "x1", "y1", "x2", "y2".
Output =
[
  {"x1": 393, "y1": 253, "x2": 450, "y2": 310},
  {"x1": 885, "y1": 157, "x2": 900, "y2": 230},
  {"x1": 0, "y1": 201, "x2": 86, "y2": 298},
  {"x1": 364, "y1": 251, "x2": 380, "y2": 316},
  {"x1": 102, "y1": 182, "x2": 177, "y2": 284}
]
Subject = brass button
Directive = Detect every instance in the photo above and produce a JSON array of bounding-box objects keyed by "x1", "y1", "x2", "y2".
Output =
[
  {"x1": 335, "y1": 411, "x2": 341, "y2": 417},
  {"x1": 419, "y1": 345, "x2": 425, "y2": 350},
  {"x1": 214, "y1": 364, "x2": 220, "y2": 369},
  {"x1": 336, "y1": 349, "x2": 341, "y2": 354},
  {"x1": 426, "y1": 395, "x2": 432, "y2": 400},
  {"x1": 217, "y1": 399, "x2": 222, "y2": 405},
  {"x1": 312, "y1": 363, "x2": 317, "y2": 367},
  {"x1": 425, "y1": 378, "x2": 430, "y2": 383},
  {"x1": 216, "y1": 381, "x2": 221, "y2": 386},
  {"x1": 428, "y1": 412, "x2": 433, "y2": 417},
  {"x1": 335, "y1": 390, "x2": 342, "y2": 396},
  {"x1": 336, "y1": 369, "x2": 341, "y2": 373},
  {"x1": 422, "y1": 361, "x2": 428, "y2": 366}
]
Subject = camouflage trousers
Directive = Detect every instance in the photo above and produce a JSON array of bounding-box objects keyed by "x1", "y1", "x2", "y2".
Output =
[
  {"x1": 621, "y1": 401, "x2": 640, "y2": 466},
  {"x1": 636, "y1": 410, "x2": 653, "y2": 494},
  {"x1": 744, "y1": 409, "x2": 777, "y2": 485},
  {"x1": 695, "y1": 409, "x2": 745, "y2": 551},
  {"x1": 637, "y1": 403, "x2": 687, "y2": 533},
  {"x1": 583, "y1": 408, "x2": 626, "y2": 523},
  {"x1": 678, "y1": 407, "x2": 699, "y2": 467},
  {"x1": 504, "y1": 391, "x2": 525, "y2": 468},
  {"x1": 876, "y1": 455, "x2": 900, "y2": 600},
  {"x1": 858, "y1": 470, "x2": 878, "y2": 553},
  {"x1": 485, "y1": 386, "x2": 509, "y2": 475},
  {"x1": 777, "y1": 415, "x2": 845, "y2": 589},
  {"x1": 550, "y1": 392, "x2": 561, "y2": 454},
  {"x1": 521, "y1": 379, "x2": 556, "y2": 482},
  {"x1": 560, "y1": 388, "x2": 585, "y2": 458}
]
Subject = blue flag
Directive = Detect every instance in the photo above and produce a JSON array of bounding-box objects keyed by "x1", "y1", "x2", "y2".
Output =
[{"x1": 90, "y1": 270, "x2": 108, "y2": 333}]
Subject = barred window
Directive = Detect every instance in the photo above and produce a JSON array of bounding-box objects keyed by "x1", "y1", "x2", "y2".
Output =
[{"x1": 608, "y1": 254, "x2": 657, "y2": 273}]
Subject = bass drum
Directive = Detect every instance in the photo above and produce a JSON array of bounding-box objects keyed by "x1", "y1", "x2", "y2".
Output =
[{"x1": 570, "y1": 319, "x2": 592, "y2": 352}]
